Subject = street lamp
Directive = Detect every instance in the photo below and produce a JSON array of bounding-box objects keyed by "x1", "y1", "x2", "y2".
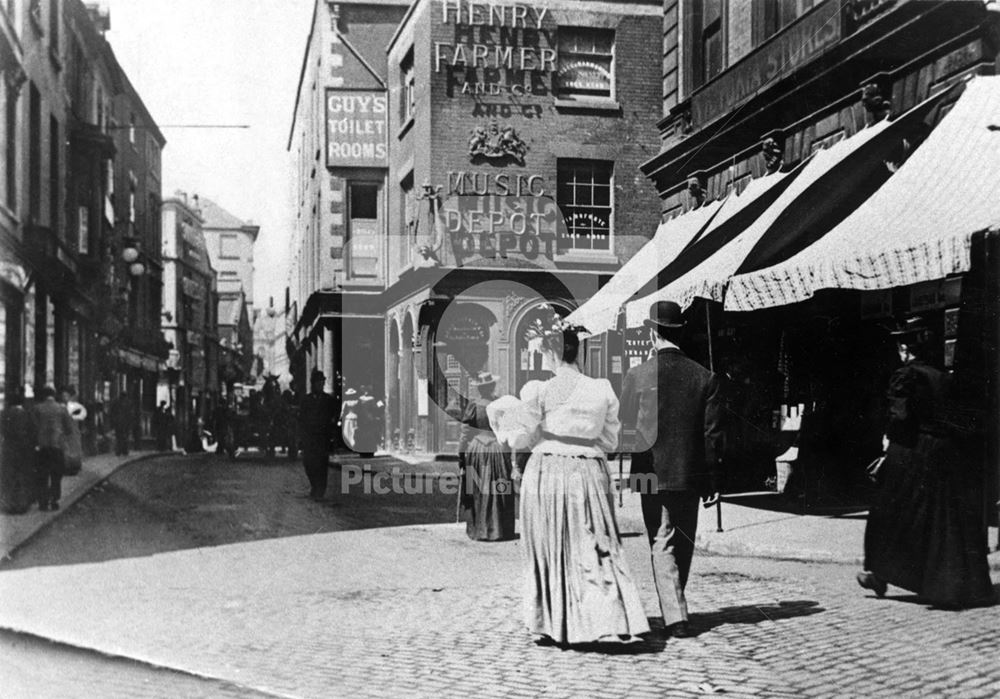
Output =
[{"x1": 121, "y1": 240, "x2": 146, "y2": 277}]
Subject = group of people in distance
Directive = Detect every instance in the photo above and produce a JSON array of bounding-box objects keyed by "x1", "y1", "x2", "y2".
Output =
[
  {"x1": 0, "y1": 385, "x2": 90, "y2": 514},
  {"x1": 457, "y1": 300, "x2": 994, "y2": 648}
]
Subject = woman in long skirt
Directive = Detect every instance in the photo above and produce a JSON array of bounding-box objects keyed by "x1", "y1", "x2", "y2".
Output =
[
  {"x1": 492, "y1": 319, "x2": 649, "y2": 645},
  {"x1": 0, "y1": 387, "x2": 37, "y2": 514},
  {"x1": 340, "y1": 388, "x2": 359, "y2": 452},
  {"x1": 858, "y1": 320, "x2": 994, "y2": 607},
  {"x1": 457, "y1": 372, "x2": 515, "y2": 541}
]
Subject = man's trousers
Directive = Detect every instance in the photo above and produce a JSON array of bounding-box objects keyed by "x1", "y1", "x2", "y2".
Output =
[
  {"x1": 640, "y1": 491, "x2": 700, "y2": 626},
  {"x1": 300, "y1": 435, "x2": 329, "y2": 498}
]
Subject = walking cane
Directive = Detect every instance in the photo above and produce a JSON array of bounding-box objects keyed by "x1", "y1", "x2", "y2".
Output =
[{"x1": 618, "y1": 451, "x2": 624, "y2": 508}]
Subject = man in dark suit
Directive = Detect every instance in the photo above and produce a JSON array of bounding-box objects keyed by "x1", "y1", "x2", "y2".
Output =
[
  {"x1": 620, "y1": 300, "x2": 724, "y2": 638},
  {"x1": 298, "y1": 369, "x2": 336, "y2": 501}
]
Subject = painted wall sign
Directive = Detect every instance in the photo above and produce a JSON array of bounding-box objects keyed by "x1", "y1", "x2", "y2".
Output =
[
  {"x1": 691, "y1": 0, "x2": 841, "y2": 127},
  {"x1": 440, "y1": 194, "x2": 571, "y2": 266},
  {"x1": 325, "y1": 89, "x2": 387, "y2": 168},
  {"x1": 436, "y1": 0, "x2": 556, "y2": 101}
]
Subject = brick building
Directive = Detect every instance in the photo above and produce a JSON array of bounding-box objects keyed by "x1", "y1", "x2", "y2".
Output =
[
  {"x1": 286, "y1": 0, "x2": 409, "y2": 401},
  {"x1": 381, "y1": 0, "x2": 663, "y2": 453}
]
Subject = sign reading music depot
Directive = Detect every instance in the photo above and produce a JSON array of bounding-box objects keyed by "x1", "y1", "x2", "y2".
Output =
[{"x1": 325, "y1": 89, "x2": 388, "y2": 168}]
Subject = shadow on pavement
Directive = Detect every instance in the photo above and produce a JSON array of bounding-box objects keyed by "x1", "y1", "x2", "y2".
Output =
[
  {"x1": 690, "y1": 600, "x2": 825, "y2": 633},
  {"x1": 723, "y1": 492, "x2": 870, "y2": 518}
]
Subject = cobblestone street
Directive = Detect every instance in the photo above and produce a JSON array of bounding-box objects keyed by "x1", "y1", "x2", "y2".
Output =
[{"x1": 1, "y1": 503, "x2": 997, "y2": 698}]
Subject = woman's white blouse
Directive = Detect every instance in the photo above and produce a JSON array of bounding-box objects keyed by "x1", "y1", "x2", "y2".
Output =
[{"x1": 488, "y1": 367, "x2": 620, "y2": 457}]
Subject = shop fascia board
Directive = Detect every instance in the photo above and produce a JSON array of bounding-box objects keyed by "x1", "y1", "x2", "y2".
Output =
[{"x1": 643, "y1": 1, "x2": 986, "y2": 184}]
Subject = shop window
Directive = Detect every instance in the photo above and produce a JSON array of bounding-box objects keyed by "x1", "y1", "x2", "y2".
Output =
[
  {"x1": 399, "y1": 47, "x2": 415, "y2": 124},
  {"x1": 557, "y1": 28, "x2": 613, "y2": 99},
  {"x1": 22, "y1": 285, "x2": 35, "y2": 391},
  {"x1": 347, "y1": 182, "x2": 380, "y2": 279},
  {"x1": 5, "y1": 84, "x2": 17, "y2": 211},
  {"x1": 77, "y1": 205, "x2": 89, "y2": 254},
  {"x1": 557, "y1": 160, "x2": 613, "y2": 252}
]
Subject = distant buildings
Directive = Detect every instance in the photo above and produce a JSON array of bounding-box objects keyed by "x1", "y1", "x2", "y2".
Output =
[
  {"x1": 1, "y1": 0, "x2": 166, "y2": 447},
  {"x1": 160, "y1": 193, "x2": 218, "y2": 444},
  {"x1": 199, "y1": 196, "x2": 257, "y2": 388}
]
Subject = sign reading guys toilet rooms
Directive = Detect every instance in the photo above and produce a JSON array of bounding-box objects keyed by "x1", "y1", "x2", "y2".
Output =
[{"x1": 325, "y1": 89, "x2": 388, "y2": 168}]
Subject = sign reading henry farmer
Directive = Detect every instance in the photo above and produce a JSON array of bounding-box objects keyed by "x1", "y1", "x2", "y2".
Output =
[
  {"x1": 435, "y1": 0, "x2": 556, "y2": 104},
  {"x1": 325, "y1": 89, "x2": 387, "y2": 168}
]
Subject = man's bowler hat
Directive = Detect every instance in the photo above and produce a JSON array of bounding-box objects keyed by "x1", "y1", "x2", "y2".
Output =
[
  {"x1": 471, "y1": 372, "x2": 497, "y2": 387},
  {"x1": 644, "y1": 300, "x2": 686, "y2": 332},
  {"x1": 887, "y1": 317, "x2": 928, "y2": 340}
]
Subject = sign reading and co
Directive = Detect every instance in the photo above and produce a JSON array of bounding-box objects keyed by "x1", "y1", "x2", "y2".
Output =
[{"x1": 325, "y1": 89, "x2": 388, "y2": 167}]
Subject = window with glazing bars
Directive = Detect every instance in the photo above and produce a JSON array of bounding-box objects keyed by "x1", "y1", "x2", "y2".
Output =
[
  {"x1": 556, "y1": 28, "x2": 613, "y2": 99},
  {"x1": 557, "y1": 160, "x2": 612, "y2": 251}
]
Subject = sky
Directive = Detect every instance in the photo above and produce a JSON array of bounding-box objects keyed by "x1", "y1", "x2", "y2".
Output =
[{"x1": 105, "y1": 0, "x2": 315, "y2": 310}]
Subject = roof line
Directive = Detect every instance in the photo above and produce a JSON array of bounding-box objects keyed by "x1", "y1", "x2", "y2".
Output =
[
  {"x1": 288, "y1": 0, "x2": 320, "y2": 151},
  {"x1": 387, "y1": 0, "x2": 421, "y2": 55},
  {"x1": 336, "y1": 28, "x2": 388, "y2": 89}
]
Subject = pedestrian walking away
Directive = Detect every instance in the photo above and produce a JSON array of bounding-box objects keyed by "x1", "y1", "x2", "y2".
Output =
[
  {"x1": 491, "y1": 312, "x2": 649, "y2": 646},
  {"x1": 620, "y1": 300, "x2": 724, "y2": 639},
  {"x1": 339, "y1": 387, "x2": 359, "y2": 452},
  {"x1": 858, "y1": 318, "x2": 995, "y2": 608},
  {"x1": 0, "y1": 386, "x2": 38, "y2": 514},
  {"x1": 355, "y1": 385, "x2": 384, "y2": 457},
  {"x1": 458, "y1": 372, "x2": 515, "y2": 542},
  {"x1": 110, "y1": 393, "x2": 133, "y2": 456},
  {"x1": 59, "y1": 387, "x2": 86, "y2": 476},
  {"x1": 299, "y1": 369, "x2": 336, "y2": 500},
  {"x1": 32, "y1": 386, "x2": 75, "y2": 511}
]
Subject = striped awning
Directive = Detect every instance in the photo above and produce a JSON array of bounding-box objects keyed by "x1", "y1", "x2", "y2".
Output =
[
  {"x1": 566, "y1": 199, "x2": 725, "y2": 336},
  {"x1": 726, "y1": 76, "x2": 1000, "y2": 311},
  {"x1": 625, "y1": 112, "x2": 900, "y2": 327}
]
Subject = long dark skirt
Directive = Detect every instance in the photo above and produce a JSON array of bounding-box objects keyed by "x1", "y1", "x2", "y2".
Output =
[
  {"x1": 459, "y1": 435, "x2": 515, "y2": 541},
  {"x1": 0, "y1": 445, "x2": 36, "y2": 514},
  {"x1": 864, "y1": 435, "x2": 994, "y2": 607}
]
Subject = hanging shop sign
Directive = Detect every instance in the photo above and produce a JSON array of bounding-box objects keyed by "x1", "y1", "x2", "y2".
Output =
[
  {"x1": 437, "y1": 0, "x2": 555, "y2": 100},
  {"x1": 325, "y1": 89, "x2": 388, "y2": 168}
]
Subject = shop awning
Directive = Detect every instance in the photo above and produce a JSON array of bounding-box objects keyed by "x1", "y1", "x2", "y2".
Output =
[
  {"x1": 726, "y1": 76, "x2": 1000, "y2": 312},
  {"x1": 570, "y1": 165, "x2": 798, "y2": 336},
  {"x1": 624, "y1": 89, "x2": 948, "y2": 327},
  {"x1": 566, "y1": 199, "x2": 725, "y2": 336}
]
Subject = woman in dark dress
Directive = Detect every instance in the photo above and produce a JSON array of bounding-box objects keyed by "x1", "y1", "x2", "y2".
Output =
[
  {"x1": 858, "y1": 320, "x2": 994, "y2": 607},
  {"x1": 1, "y1": 387, "x2": 38, "y2": 514},
  {"x1": 457, "y1": 372, "x2": 515, "y2": 541}
]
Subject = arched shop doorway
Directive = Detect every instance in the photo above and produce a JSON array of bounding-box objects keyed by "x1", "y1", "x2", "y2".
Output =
[{"x1": 432, "y1": 302, "x2": 497, "y2": 451}]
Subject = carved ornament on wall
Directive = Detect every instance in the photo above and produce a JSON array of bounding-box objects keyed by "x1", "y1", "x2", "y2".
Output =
[{"x1": 468, "y1": 122, "x2": 528, "y2": 164}]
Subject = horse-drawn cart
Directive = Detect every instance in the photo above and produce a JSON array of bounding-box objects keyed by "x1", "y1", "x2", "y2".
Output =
[{"x1": 219, "y1": 378, "x2": 294, "y2": 459}]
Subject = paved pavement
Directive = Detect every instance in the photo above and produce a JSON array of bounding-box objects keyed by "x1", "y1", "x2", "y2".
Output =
[{"x1": 0, "y1": 450, "x2": 168, "y2": 562}]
